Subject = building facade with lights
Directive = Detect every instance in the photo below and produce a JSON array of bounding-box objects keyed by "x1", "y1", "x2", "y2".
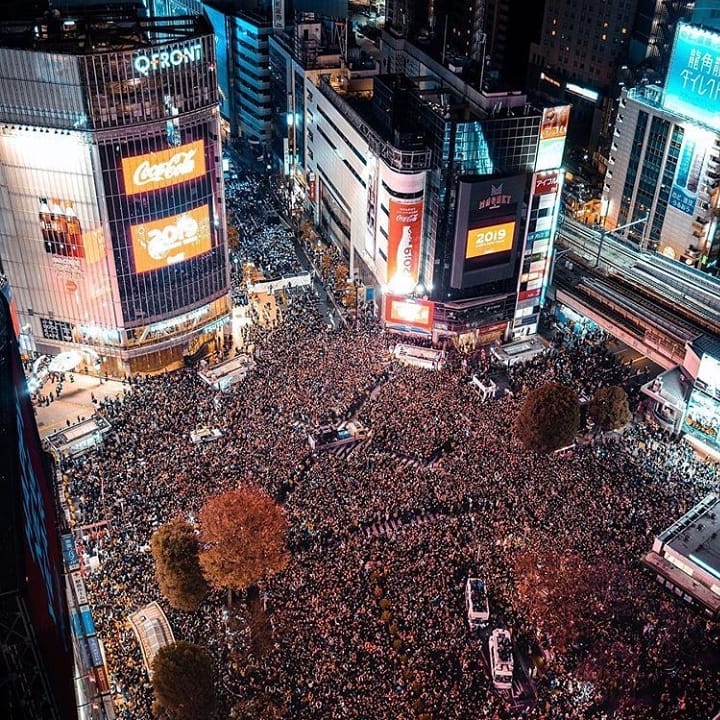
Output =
[
  {"x1": 304, "y1": 33, "x2": 569, "y2": 343},
  {"x1": 601, "y1": 21, "x2": 720, "y2": 270},
  {"x1": 0, "y1": 10, "x2": 229, "y2": 376}
]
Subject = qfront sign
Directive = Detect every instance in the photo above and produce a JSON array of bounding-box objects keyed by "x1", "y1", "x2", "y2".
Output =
[
  {"x1": 133, "y1": 42, "x2": 203, "y2": 77},
  {"x1": 122, "y1": 140, "x2": 206, "y2": 195}
]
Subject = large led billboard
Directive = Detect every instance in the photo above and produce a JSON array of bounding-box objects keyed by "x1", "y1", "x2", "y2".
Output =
[
  {"x1": 669, "y1": 126, "x2": 713, "y2": 215},
  {"x1": 663, "y1": 22, "x2": 720, "y2": 131},
  {"x1": 384, "y1": 295, "x2": 434, "y2": 331},
  {"x1": 130, "y1": 205, "x2": 212, "y2": 273},
  {"x1": 122, "y1": 139, "x2": 206, "y2": 195},
  {"x1": 466, "y1": 221, "x2": 516, "y2": 259},
  {"x1": 682, "y1": 389, "x2": 720, "y2": 450},
  {"x1": 696, "y1": 353, "x2": 720, "y2": 399},
  {"x1": 386, "y1": 198, "x2": 423, "y2": 293},
  {"x1": 535, "y1": 106, "x2": 571, "y2": 172},
  {"x1": 451, "y1": 175, "x2": 526, "y2": 289}
]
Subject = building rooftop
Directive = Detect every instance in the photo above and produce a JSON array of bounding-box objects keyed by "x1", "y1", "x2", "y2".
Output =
[
  {"x1": 643, "y1": 494, "x2": 720, "y2": 618},
  {"x1": 0, "y1": 6, "x2": 210, "y2": 54},
  {"x1": 692, "y1": 334, "x2": 720, "y2": 363},
  {"x1": 658, "y1": 494, "x2": 720, "y2": 580}
]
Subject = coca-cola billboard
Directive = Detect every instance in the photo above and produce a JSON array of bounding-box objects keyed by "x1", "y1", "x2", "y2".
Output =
[
  {"x1": 121, "y1": 139, "x2": 206, "y2": 195},
  {"x1": 387, "y1": 198, "x2": 423, "y2": 292}
]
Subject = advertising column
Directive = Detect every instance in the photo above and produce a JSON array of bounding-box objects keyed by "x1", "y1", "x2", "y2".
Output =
[
  {"x1": 512, "y1": 170, "x2": 563, "y2": 338},
  {"x1": 386, "y1": 198, "x2": 423, "y2": 293},
  {"x1": 377, "y1": 165, "x2": 426, "y2": 296}
]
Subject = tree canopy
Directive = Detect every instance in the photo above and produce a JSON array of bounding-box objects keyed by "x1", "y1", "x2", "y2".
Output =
[
  {"x1": 198, "y1": 486, "x2": 289, "y2": 592},
  {"x1": 515, "y1": 382, "x2": 580, "y2": 452},
  {"x1": 151, "y1": 518, "x2": 208, "y2": 612},
  {"x1": 151, "y1": 641, "x2": 216, "y2": 720},
  {"x1": 588, "y1": 385, "x2": 633, "y2": 431},
  {"x1": 513, "y1": 548, "x2": 609, "y2": 655}
]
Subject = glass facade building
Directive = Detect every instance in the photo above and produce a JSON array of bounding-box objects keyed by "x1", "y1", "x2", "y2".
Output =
[{"x1": 0, "y1": 12, "x2": 230, "y2": 375}]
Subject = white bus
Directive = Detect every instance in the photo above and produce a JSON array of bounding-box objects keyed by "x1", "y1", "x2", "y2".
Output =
[
  {"x1": 489, "y1": 628, "x2": 514, "y2": 690},
  {"x1": 465, "y1": 577, "x2": 490, "y2": 627}
]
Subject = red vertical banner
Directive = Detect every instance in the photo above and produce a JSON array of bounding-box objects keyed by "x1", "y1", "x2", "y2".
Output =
[{"x1": 386, "y1": 198, "x2": 423, "y2": 288}]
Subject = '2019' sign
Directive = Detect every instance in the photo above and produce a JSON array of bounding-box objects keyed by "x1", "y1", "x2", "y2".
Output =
[{"x1": 134, "y1": 43, "x2": 203, "y2": 77}]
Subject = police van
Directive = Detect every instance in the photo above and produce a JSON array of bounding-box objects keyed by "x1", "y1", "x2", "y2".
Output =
[
  {"x1": 489, "y1": 628, "x2": 514, "y2": 690},
  {"x1": 465, "y1": 576, "x2": 490, "y2": 627}
]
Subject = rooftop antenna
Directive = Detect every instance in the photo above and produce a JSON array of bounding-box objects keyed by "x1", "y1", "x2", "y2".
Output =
[{"x1": 441, "y1": 15, "x2": 448, "y2": 65}]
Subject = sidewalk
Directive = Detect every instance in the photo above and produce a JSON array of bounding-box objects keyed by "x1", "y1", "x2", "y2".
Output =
[{"x1": 34, "y1": 373, "x2": 127, "y2": 438}]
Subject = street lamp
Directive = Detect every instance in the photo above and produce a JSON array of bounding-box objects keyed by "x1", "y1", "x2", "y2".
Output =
[{"x1": 594, "y1": 213, "x2": 649, "y2": 267}]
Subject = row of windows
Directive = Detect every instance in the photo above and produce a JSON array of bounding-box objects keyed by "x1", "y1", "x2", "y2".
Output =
[
  {"x1": 315, "y1": 105, "x2": 367, "y2": 166},
  {"x1": 80, "y1": 37, "x2": 218, "y2": 129}
]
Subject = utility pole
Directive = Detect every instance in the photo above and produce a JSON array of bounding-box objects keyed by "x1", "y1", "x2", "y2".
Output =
[
  {"x1": 547, "y1": 245, "x2": 575, "y2": 297},
  {"x1": 594, "y1": 214, "x2": 649, "y2": 267}
]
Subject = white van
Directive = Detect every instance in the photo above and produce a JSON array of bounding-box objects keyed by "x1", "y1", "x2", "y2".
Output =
[
  {"x1": 465, "y1": 577, "x2": 490, "y2": 627},
  {"x1": 190, "y1": 427, "x2": 223, "y2": 444},
  {"x1": 489, "y1": 628, "x2": 514, "y2": 690}
]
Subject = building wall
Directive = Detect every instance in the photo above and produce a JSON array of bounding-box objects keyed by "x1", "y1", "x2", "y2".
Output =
[
  {"x1": 305, "y1": 78, "x2": 428, "y2": 293},
  {"x1": 0, "y1": 33, "x2": 230, "y2": 373},
  {"x1": 0, "y1": 129, "x2": 121, "y2": 333},
  {"x1": 305, "y1": 78, "x2": 371, "y2": 269},
  {"x1": 234, "y1": 15, "x2": 272, "y2": 141},
  {"x1": 603, "y1": 85, "x2": 720, "y2": 266}
]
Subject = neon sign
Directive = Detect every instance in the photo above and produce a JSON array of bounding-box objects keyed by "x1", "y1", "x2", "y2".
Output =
[{"x1": 133, "y1": 43, "x2": 203, "y2": 77}]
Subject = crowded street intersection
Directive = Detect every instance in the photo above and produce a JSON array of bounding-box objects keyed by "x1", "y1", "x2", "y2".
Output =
[{"x1": 46, "y1": 161, "x2": 720, "y2": 720}]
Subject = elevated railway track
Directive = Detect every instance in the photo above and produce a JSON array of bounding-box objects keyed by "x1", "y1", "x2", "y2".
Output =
[{"x1": 553, "y1": 218, "x2": 720, "y2": 367}]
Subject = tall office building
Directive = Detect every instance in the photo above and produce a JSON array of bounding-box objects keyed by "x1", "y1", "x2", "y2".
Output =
[
  {"x1": 0, "y1": 7, "x2": 229, "y2": 376},
  {"x1": 302, "y1": 32, "x2": 568, "y2": 342},
  {"x1": 529, "y1": 0, "x2": 640, "y2": 154},
  {"x1": 383, "y1": 0, "x2": 543, "y2": 90},
  {"x1": 269, "y1": 11, "x2": 346, "y2": 176},
  {"x1": 0, "y1": 276, "x2": 75, "y2": 720},
  {"x1": 529, "y1": 0, "x2": 695, "y2": 163},
  {"x1": 602, "y1": 21, "x2": 720, "y2": 270},
  {"x1": 202, "y1": 0, "x2": 274, "y2": 141}
]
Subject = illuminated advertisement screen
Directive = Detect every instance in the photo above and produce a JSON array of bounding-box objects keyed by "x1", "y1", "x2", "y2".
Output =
[
  {"x1": 669, "y1": 127, "x2": 712, "y2": 215},
  {"x1": 130, "y1": 205, "x2": 212, "y2": 273},
  {"x1": 466, "y1": 220, "x2": 516, "y2": 259},
  {"x1": 682, "y1": 388, "x2": 720, "y2": 450},
  {"x1": 535, "y1": 106, "x2": 571, "y2": 172},
  {"x1": 384, "y1": 295, "x2": 434, "y2": 331},
  {"x1": 38, "y1": 196, "x2": 86, "y2": 258},
  {"x1": 451, "y1": 174, "x2": 525, "y2": 289},
  {"x1": 663, "y1": 23, "x2": 720, "y2": 131},
  {"x1": 533, "y1": 170, "x2": 561, "y2": 196},
  {"x1": 696, "y1": 353, "x2": 720, "y2": 399},
  {"x1": 122, "y1": 139, "x2": 206, "y2": 195},
  {"x1": 386, "y1": 198, "x2": 423, "y2": 289}
]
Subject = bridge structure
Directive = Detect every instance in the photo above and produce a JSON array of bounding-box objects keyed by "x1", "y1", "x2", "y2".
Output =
[{"x1": 551, "y1": 217, "x2": 720, "y2": 370}]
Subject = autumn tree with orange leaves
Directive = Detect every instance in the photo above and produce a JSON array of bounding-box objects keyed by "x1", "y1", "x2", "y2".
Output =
[
  {"x1": 513, "y1": 547, "x2": 611, "y2": 655},
  {"x1": 198, "y1": 487, "x2": 289, "y2": 601}
]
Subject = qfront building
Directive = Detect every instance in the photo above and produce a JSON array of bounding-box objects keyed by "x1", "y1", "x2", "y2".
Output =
[{"x1": 0, "y1": 9, "x2": 229, "y2": 376}]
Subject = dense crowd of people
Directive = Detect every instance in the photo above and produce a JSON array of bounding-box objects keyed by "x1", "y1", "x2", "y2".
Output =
[{"x1": 56, "y1": 167, "x2": 720, "y2": 720}]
